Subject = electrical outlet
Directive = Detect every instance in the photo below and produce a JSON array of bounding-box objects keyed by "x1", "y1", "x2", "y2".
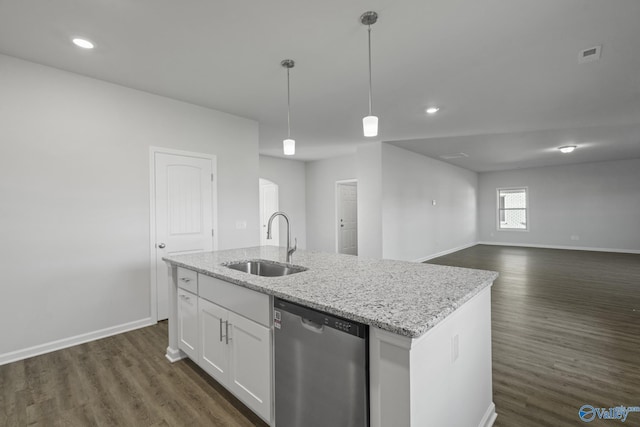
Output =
[
  {"x1": 570, "y1": 235, "x2": 580, "y2": 241},
  {"x1": 235, "y1": 220, "x2": 247, "y2": 229},
  {"x1": 432, "y1": 200, "x2": 437, "y2": 206}
]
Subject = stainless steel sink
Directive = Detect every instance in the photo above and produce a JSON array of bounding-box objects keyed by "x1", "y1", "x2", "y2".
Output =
[{"x1": 223, "y1": 260, "x2": 307, "y2": 277}]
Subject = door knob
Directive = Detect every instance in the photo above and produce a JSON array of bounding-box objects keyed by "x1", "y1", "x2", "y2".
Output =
[{"x1": 157, "y1": 243, "x2": 166, "y2": 249}]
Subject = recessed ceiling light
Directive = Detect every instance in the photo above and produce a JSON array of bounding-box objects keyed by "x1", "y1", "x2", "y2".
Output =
[
  {"x1": 72, "y1": 38, "x2": 94, "y2": 49},
  {"x1": 426, "y1": 107, "x2": 440, "y2": 114},
  {"x1": 559, "y1": 145, "x2": 577, "y2": 154}
]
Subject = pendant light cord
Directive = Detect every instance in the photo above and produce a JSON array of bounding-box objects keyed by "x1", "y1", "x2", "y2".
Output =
[
  {"x1": 367, "y1": 25, "x2": 373, "y2": 116},
  {"x1": 287, "y1": 67, "x2": 291, "y2": 139}
]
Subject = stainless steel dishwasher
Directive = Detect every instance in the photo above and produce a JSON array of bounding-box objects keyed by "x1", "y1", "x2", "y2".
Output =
[{"x1": 274, "y1": 297, "x2": 369, "y2": 427}]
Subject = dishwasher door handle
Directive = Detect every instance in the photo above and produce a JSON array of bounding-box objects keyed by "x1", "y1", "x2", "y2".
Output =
[{"x1": 301, "y1": 317, "x2": 324, "y2": 333}]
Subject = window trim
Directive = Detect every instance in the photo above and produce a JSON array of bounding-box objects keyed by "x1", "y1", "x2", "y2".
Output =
[{"x1": 496, "y1": 186, "x2": 529, "y2": 232}]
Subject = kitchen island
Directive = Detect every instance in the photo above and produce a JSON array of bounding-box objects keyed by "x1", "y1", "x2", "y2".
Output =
[{"x1": 164, "y1": 246, "x2": 498, "y2": 427}]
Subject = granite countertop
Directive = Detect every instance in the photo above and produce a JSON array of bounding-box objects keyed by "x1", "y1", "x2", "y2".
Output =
[{"x1": 163, "y1": 246, "x2": 498, "y2": 338}]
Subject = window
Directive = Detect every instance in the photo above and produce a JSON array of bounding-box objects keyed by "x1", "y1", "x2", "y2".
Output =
[{"x1": 497, "y1": 187, "x2": 528, "y2": 230}]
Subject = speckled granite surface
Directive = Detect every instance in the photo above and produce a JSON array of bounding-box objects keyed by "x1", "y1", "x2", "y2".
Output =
[{"x1": 163, "y1": 247, "x2": 498, "y2": 338}]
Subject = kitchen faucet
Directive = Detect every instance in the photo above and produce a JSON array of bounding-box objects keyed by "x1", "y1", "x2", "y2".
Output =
[{"x1": 267, "y1": 211, "x2": 297, "y2": 263}]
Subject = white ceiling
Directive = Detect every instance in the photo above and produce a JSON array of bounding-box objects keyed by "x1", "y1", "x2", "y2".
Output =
[{"x1": 1, "y1": 0, "x2": 639, "y2": 171}]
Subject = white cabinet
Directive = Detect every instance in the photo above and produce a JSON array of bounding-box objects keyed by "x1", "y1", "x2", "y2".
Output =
[
  {"x1": 173, "y1": 270, "x2": 273, "y2": 424},
  {"x1": 199, "y1": 298, "x2": 229, "y2": 383},
  {"x1": 177, "y1": 288, "x2": 198, "y2": 360},
  {"x1": 198, "y1": 297, "x2": 272, "y2": 422},
  {"x1": 227, "y1": 310, "x2": 271, "y2": 420}
]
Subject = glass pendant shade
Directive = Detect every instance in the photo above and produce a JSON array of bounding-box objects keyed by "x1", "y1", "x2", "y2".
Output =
[
  {"x1": 363, "y1": 115, "x2": 378, "y2": 137},
  {"x1": 283, "y1": 138, "x2": 295, "y2": 155}
]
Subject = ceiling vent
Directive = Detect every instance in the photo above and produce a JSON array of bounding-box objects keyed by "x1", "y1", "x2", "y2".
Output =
[
  {"x1": 578, "y1": 45, "x2": 601, "y2": 64},
  {"x1": 439, "y1": 153, "x2": 469, "y2": 160}
]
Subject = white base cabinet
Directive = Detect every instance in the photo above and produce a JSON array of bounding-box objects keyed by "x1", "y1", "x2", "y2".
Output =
[
  {"x1": 199, "y1": 298, "x2": 228, "y2": 382},
  {"x1": 177, "y1": 288, "x2": 198, "y2": 361},
  {"x1": 227, "y1": 309, "x2": 271, "y2": 420},
  {"x1": 175, "y1": 272, "x2": 272, "y2": 425},
  {"x1": 199, "y1": 297, "x2": 272, "y2": 422}
]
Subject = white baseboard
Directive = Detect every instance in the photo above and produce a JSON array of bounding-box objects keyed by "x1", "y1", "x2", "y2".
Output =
[
  {"x1": 479, "y1": 402, "x2": 497, "y2": 427},
  {"x1": 412, "y1": 242, "x2": 478, "y2": 263},
  {"x1": 0, "y1": 317, "x2": 156, "y2": 366},
  {"x1": 165, "y1": 346, "x2": 187, "y2": 363},
  {"x1": 478, "y1": 241, "x2": 640, "y2": 254}
]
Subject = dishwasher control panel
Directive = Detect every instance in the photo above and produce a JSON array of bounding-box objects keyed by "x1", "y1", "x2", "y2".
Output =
[{"x1": 274, "y1": 297, "x2": 367, "y2": 338}]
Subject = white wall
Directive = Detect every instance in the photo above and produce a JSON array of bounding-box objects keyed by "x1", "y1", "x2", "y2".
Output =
[
  {"x1": 478, "y1": 158, "x2": 640, "y2": 252},
  {"x1": 259, "y1": 155, "x2": 307, "y2": 250},
  {"x1": 356, "y1": 142, "x2": 384, "y2": 259},
  {"x1": 0, "y1": 54, "x2": 259, "y2": 362},
  {"x1": 380, "y1": 144, "x2": 478, "y2": 261},
  {"x1": 305, "y1": 155, "x2": 357, "y2": 253}
]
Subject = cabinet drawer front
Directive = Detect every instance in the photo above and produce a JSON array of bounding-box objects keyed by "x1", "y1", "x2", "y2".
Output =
[
  {"x1": 177, "y1": 267, "x2": 198, "y2": 293},
  {"x1": 199, "y1": 275, "x2": 270, "y2": 326}
]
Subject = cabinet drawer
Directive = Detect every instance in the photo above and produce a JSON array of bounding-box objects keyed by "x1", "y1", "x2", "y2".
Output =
[
  {"x1": 199, "y1": 274, "x2": 270, "y2": 327},
  {"x1": 177, "y1": 267, "x2": 198, "y2": 294}
]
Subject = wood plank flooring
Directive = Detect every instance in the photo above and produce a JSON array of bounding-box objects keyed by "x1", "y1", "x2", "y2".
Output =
[
  {"x1": 427, "y1": 245, "x2": 640, "y2": 427},
  {"x1": 0, "y1": 321, "x2": 268, "y2": 427},
  {"x1": 2, "y1": 244, "x2": 638, "y2": 426}
]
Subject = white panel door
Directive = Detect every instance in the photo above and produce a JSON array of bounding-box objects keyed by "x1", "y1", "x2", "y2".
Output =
[
  {"x1": 177, "y1": 288, "x2": 199, "y2": 360},
  {"x1": 155, "y1": 152, "x2": 214, "y2": 320},
  {"x1": 259, "y1": 179, "x2": 279, "y2": 246},
  {"x1": 199, "y1": 298, "x2": 229, "y2": 384},
  {"x1": 227, "y1": 310, "x2": 272, "y2": 422},
  {"x1": 338, "y1": 182, "x2": 358, "y2": 255}
]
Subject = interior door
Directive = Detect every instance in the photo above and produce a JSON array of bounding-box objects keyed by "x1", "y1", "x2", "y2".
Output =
[
  {"x1": 259, "y1": 179, "x2": 279, "y2": 246},
  {"x1": 337, "y1": 182, "x2": 358, "y2": 255},
  {"x1": 154, "y1": 152, "x2": 214, "y2": 320}
]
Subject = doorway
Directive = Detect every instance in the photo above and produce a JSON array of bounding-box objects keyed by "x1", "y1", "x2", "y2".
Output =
[
  {"x1": 336, "y1": 180, "x2": 358, "y2": 255},
  {"x1": 259, "y1": 178, "x2": 279, "y2": 246},
  {"x1": 150, "y1": 148, "x2": 217, "y2": 321}
]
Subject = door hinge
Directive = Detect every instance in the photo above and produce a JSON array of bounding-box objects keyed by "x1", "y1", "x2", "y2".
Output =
[
  {"x1": 211, "y1": 173, "x2": 214, "y2": 182},
  {"x1": 212, "y1": 229, "x2": 214, "y2": 237}
]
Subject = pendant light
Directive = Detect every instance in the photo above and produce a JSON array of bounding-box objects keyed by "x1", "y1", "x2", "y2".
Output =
[
  {"x1": 281, "y1": 59, "x2": 296, "y2": 155},
  {"x1": 361, "y1": 11, "x2": 378, "y2": 137}
]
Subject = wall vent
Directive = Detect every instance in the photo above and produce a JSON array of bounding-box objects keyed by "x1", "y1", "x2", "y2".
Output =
[
  {"x1": 439, "y1": 153, "x2": 469, "y2": 160},
  {"x1": 578, "y1": 45, "x2": 601, "y2": 64}
]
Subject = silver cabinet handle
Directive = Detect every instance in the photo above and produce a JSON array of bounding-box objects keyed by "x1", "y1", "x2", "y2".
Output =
[
  {"x1": 157, "y1": 243, "x2": 166, "y2": 249},
  {"x1": 225, "y1": 321, "x2": 230, "y2": 345},
  {"x1": 179, "y1": 277, "x2": 191, "y2": 282},
  {"x1": 219, "y1": 318, "x2": 224, "y2": 342}
]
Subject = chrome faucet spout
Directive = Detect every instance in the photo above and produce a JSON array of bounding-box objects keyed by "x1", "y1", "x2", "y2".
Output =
[{"x1": 267, "y1": 211, "x2": 297, "y2": 263}]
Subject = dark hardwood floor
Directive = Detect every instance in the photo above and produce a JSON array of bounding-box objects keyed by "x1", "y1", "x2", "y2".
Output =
[
  {"x1": 427, "y1": 244, "x2": 640, "y2": 427},
  {"x1": 0, "y1": 321, "x2": 268, "y2": 427},
  {"x1": 2, "y1": 244, "x2": 638, "y2": 426}
]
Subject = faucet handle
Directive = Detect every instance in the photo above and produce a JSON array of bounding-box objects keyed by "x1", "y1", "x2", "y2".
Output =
[{"x1": 290, "y1": 238, "x2": 297, "y2": 254}]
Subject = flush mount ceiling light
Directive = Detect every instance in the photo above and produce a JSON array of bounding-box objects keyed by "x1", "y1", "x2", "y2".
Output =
[
  {"x1": 361, "y1": 11, "x2": 379, "y2": 137},
  {"x1": 426, "y1": 107, "x2": 440, "y2": 114},
  {"x1": 72, "y1": 38, "x2": 94, "y2": 49},
  {"x1": 559, "y1": 145, "x2": 577, "y2": 153},
  {"x1": 281, "y1": 59, "x2": 295, "y2": 156}
]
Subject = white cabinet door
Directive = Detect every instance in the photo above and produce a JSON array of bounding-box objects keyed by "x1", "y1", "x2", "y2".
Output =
[
  {"x1": 177, "y1": 288, "x2": 198, "y2": 360},
  {"x1": 228, "y1": 311, "x2": 272, "y2": 422},
  {"x1": 199, "y1": 298, "x2": 229, "y2": 383}
]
